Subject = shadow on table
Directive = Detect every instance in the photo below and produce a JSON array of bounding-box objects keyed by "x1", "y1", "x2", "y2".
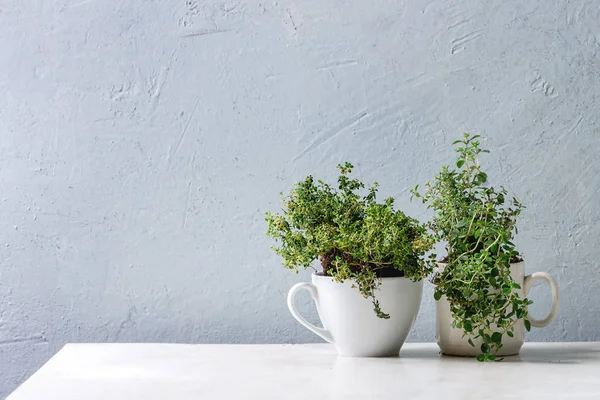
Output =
[
  {"x1": 399, "y1": 343, "x2": 600, "y2": 364},
  {"x1": 398, "y1": 346, "x2": 448, "y2": 360},
  {"x1": 503, "y1": 344, "x2": 600, "y2": 364}
]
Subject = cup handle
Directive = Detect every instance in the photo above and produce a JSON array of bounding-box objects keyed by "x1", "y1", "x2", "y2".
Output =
[
  {"x1": 287, "y1": 282, "x2": 334, "y2": 344},
  {"x1": 524, "y1": 272, "x2": 559, "y2": 328}
]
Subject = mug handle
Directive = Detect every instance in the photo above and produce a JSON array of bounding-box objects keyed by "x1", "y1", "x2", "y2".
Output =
[
  {"x1": 287, "y1": 282, "x2": 334, "y2": 343},
  {"x1": 524, "y1": 272, "x2": 559, "y2": 328}
]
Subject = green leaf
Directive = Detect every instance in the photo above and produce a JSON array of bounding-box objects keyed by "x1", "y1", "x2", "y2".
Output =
[
  {"x1": 464, "y1": 321, "x2": 473, "y2": 332},
  {"x1": 456, "y1": 159, "x2": 465, "y2": 168},
  {"x1": 480, "y1": 343, "x2": 489, "y2": 354},
  {"x1": 434, "y1": 291, "x2": 442, "y2": 301},
  {"x1": 479, "y1": 172, "x2": 487, "y2": 181},
  {"x1": 476, "y1": 354, "x2": 485, "y2": 362},
  {"x1": 507, "y1": 331, "x2": 514, "y2": 338},
  {"x1": 491, "y1": 332, "x2": 502, "y2": 345},
  {"x1": 524, "y1": 319, "x2": 531, "y2": 332},
  {"x1": 468, "y1": 338, "x2": 475, "y2": 347}
]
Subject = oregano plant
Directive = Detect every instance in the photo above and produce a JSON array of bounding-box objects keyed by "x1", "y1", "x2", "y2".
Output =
[
  {"x1": 412, "y1": 134, "x2": 530, "y2": 361},
  {"x1": 266, "y1": 162, "x2": 434, "y2": 318}
]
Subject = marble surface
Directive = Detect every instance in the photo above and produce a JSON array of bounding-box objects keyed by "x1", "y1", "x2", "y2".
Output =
[{"x1": 7, "y1": 343, "x2": 600, "y2": 399}]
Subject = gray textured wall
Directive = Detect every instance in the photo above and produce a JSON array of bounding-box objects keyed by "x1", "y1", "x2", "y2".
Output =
[{"x1": 1, "y1": 0, "x2": 599, "y2": 396}]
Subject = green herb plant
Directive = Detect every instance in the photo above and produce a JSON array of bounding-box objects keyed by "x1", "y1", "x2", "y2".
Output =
[
  {"x1": 412, "y1": 134, "x2": 529, "y2": 361},
  {"x1": 266, "y1": 162, "x2": 434, "y2": 319}
]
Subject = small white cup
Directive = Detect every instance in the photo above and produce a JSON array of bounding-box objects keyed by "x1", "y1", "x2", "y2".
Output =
[
  {"x1": 288, "y1": 273, "x2": 423, "y2": 357},
  {"x1": 436, "y1": 261, "x2": 559, "y2": 356}
]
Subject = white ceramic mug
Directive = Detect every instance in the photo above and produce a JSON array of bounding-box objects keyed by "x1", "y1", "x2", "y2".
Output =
[
  {"x1": 436, "y1": 261, "x2": 559, "y2": 356},
  {"x1": 287, "y1": 273, "x2": 423, "y2": 357}
]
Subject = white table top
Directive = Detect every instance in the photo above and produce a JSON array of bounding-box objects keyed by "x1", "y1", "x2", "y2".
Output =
[{"x1": 7, "y1": 343, "x2": 600, "y2": 399}]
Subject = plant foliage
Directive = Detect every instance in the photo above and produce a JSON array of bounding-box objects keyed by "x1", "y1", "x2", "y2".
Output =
[
  {"x1": 412, "y1": 134, "x2": 529, "y2": 361},
  {"x1": 266, "y1": 162, "x2": 434, "y2": 318}
]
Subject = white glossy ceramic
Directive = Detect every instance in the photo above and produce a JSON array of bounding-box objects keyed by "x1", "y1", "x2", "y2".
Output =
[
  {"x1": 436, "y1": 261, "x2": 559, "y2": 356},
  {"x1": 287, "y1": 273, "x2": 423, "y2": 357}
]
